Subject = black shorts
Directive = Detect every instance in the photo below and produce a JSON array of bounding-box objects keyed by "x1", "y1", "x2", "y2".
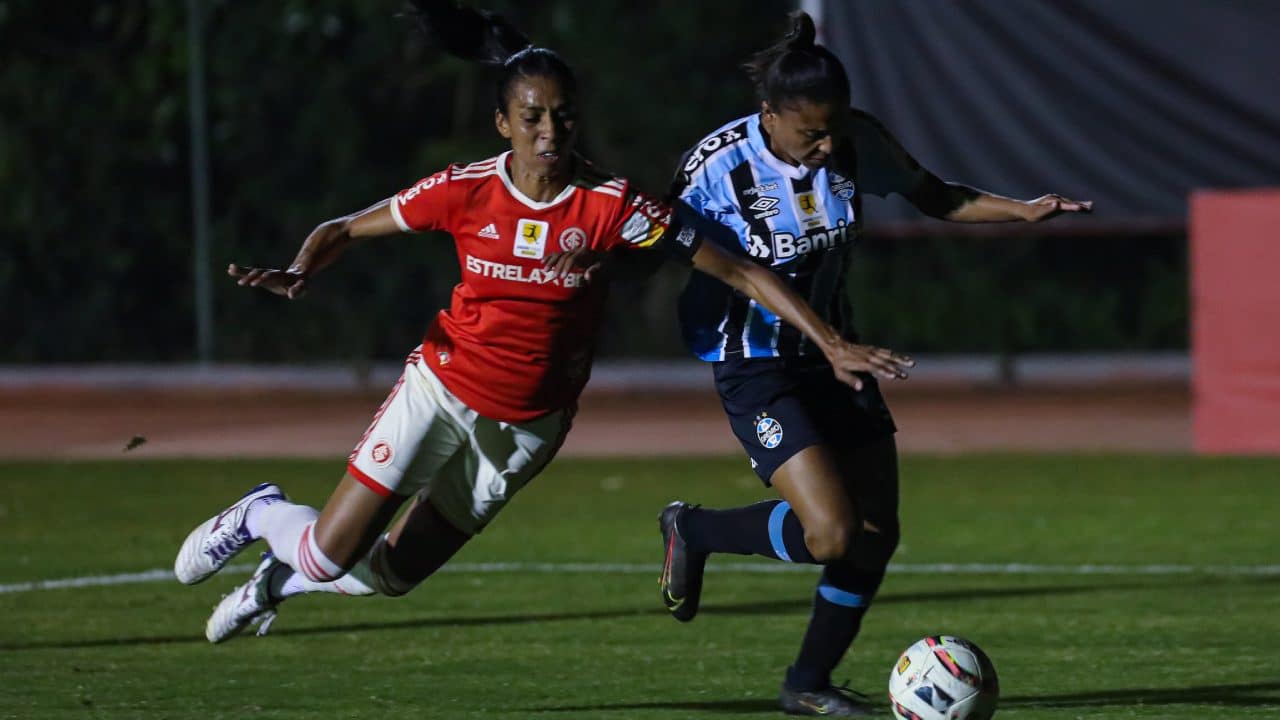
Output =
[{"x1": 714, "y1": 356, "x2": 897, "y2": 484}]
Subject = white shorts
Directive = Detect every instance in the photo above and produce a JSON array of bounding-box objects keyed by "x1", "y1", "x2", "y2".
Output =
[{"x1": 348, "y1": 347, "x2": 573, "y2": 535}]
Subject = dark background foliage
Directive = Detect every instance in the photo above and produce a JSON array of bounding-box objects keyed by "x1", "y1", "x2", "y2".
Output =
[{"x1": 0, "y1": 1, "x2": 1185, "y2": 363}]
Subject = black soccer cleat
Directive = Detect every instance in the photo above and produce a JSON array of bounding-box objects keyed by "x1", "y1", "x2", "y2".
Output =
[
  {"x1": 779, "y1": 683, "x2": 874, "y2": 717},
  {"x1": 658, "y1": 501, "x2": 707, "y2": 622}
]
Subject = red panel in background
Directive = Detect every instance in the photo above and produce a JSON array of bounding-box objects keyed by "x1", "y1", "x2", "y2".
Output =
[{"x1": 1191, "y1": 190, "x2": 1280, "y2": 454}]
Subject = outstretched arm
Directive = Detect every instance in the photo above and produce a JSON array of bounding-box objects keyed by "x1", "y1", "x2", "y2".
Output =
[
  {"x1": 689, "y1": 242, "x2": 913, "y2": 390},
  {"x1": 229, "y1": 199, "x2": 402, "y2": 299},
  {"x1": 906, "y1": 177, "x2": 1092, "y2": 224},
  {"x1": 850, "y1": 112, "x2": 1091, "y2": 224}
]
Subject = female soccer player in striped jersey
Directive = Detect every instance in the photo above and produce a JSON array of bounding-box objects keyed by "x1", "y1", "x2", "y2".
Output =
[
  {"x1": 657, "y1": 12, "x2": 1091, "y2": 717},
  {"x1": 172, "y1": 1, "x2": 914, "y2": 646}
]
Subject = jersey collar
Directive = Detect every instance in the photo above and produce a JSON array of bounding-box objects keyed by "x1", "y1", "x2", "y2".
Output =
[
  {"x1": 748, "y1": 113, "x2": 813, "y2": 182},
  {"x1": 495, "y1": 150, "x2": 578, "y2": 211}
]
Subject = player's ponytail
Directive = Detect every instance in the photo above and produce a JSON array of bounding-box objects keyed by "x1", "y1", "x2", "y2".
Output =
[
  {"x1": 782, "y1": 10, "x2": 818, "y2": 51},
  {"x1": 742, "y1": 11, "x2": 850, "y2": 110},
  {"x1": 406, "y1": 0, "x2": 577, "y2": 112},
  {"x1": 406, "y1": 0, "x2": 530, "y2": 66}
]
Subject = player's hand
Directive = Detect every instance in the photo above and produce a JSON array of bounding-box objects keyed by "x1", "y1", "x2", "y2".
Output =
[
  {"x1": 823, "y1": 340, "x2": 914, "y2": 391},
  {"x1": 1020, "y1": 194, "x2": 1093, "y2": 222},
  {"x1": 542, "y1": 248, "x2": 605, "y2": 284},
  {"x1": 227, "y1": 263, "x2": 308, "y2": 299}
]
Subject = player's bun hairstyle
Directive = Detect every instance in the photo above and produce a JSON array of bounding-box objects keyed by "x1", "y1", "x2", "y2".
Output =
[
  {"x1": 406, "y1": 0, "x2": 577, "y2": 113},
  {"x1": 743, "y1": 11, "x2": 850, "y2": 110}
]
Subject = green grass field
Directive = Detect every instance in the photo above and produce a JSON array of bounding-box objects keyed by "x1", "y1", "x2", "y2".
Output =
[{"x1": 2, "y1": 455, "x2": 1278, "y2": 719}]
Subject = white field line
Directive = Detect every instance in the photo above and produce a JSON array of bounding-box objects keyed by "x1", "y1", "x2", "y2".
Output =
[{"x1": 3, "y1": 561, "x2": 1279, "y2": 595}]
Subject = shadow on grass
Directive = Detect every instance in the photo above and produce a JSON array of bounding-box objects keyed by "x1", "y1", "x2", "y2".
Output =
[
  {"x1": 708, "y1": 580, "x2": 1149, "y2": 617},
  {"x1": 520, "y1": 698, "x2": 779, "y2": 714},
  {"x1": 0, "y1": 578, "x2": 1196, "y2": 652},
  {"x1": 1003, "y1": 679, "x2": 1280, "y2": 709},
  {"x1": 523, "y1": 680, "x2": 1280, "y2": 715}
]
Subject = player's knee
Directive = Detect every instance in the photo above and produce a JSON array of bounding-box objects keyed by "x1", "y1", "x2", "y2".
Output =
[
  {"x1": 877, "y1": 518, "x2": 901, "y2": 557},
  {"x1": 367, "y1": 535, "x2": 421, "y2": 597},
  {"x1": 804, "y1": 522, "x2": 858, "y2": 563},
  {"x1": 848, "y1": 517, "x2": 900, "y2": 570}
]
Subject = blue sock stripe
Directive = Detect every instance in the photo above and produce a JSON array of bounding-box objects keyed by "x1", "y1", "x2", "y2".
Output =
[
  {"x1": 767, "y1": 501, "x2": 793, "y2": 562},
  {"x1": 818, "y1": 584, "x2": 868, "y2": 608}
]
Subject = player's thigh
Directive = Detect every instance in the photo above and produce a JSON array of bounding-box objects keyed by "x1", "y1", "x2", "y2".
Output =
[
  {"x1": 326, "y1": 349, "x2": 469, "y2": 564},
  {"x1": 429, "y1": 408, "x2": 573, "y2": 536},
  {"x1": 714, "y1": 359, "x2": 826, "y2": 485},
  {"x1": 771, "y1": 443, "x2": 858, "y2": 544},
  {"x1": 715, "y1": 359, "x2": 856, "y2": 531},
  {"x1": 348, "y1": 349, "x2": 470, "y2": 499},
  {"x1": 836, "y1": 434, "x2": 901, "y2": 569},
  {"x1": 838, "y1": 433, "x2": 900, "y2": 530},
  {"x1": 380, "y1": 493, "x2": 473, "y2": 584},
  {"x1": 799, "y1": 369, "x2": 897, "y2": 532}
]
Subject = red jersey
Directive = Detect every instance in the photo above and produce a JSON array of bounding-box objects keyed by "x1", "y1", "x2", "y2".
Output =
[{"x1": 390, "y1": 151, "x2": 697, "y2": 424}]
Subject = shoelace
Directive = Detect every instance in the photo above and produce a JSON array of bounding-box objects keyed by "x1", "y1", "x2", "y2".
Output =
[
  {"x1": 202, "y1": 527, "x2": 251, "y2": 561},
  {"x1": 827, "y1": 682, "x2": 870, "y2": 706}
]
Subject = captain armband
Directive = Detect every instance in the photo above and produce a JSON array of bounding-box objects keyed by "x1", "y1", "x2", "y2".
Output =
[{"x1": 659, "y1": 198, "x2": 721, "y2": 264}]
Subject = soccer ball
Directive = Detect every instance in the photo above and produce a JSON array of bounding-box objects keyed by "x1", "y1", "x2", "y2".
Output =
[{"x1": 887, "y1": 635, "x2": 999, "y2": 720}]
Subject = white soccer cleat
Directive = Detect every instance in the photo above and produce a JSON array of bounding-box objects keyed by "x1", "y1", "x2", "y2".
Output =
[
  {"x1": 174, "y1": 482, "x2": 285, "y2": 585},
  {"x1": 206, "y1": 553, "x2": 281, "y2": 644}
]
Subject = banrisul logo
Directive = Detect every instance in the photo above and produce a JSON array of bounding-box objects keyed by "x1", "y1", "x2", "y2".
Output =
[
  {"x1": 746, "y1": 219, "x2": 851, "y2": 261},
  {"x1": 755, "y1": 413, "x2": 783, "y2": 449}
]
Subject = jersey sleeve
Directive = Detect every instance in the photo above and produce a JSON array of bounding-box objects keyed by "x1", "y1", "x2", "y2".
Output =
[
  {"x1": 671, "y1": 151, "x2": 738, "y2": 227},
  {"x1": 602, "y1": 186, "x2": 702, "y2": 263},
  {"x1": 388, "y1": 167, "x2": 456, "y2": 233},
  {"x1": 850, "y1": 110, "x2": 932, "y2": 198}
]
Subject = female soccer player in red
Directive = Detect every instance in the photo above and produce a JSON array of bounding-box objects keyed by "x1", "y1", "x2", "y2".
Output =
[
  {"x1": 656, "y1": 12, "x2": 1090, "y2": 716},
  {"x1": 172, "y1": 1, "x2": 914, "y2": 644}
]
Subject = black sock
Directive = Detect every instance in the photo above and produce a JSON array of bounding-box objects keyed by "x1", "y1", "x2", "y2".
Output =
[
  {"x1": 678, "y1": 500, "x2": 817, "y2": 563},
  {"x1": 786, "y1": 563, "x2": 886, "y2": 691}
]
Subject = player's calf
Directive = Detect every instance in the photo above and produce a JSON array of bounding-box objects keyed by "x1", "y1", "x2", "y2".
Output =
[
  {"x1": 677, "y1": 499, "x2": 818, "y2": 564},
  {"x1": 247, "y1": 534, "x2": 419, "y2": 609},
  {"x1": 274, "y1": 533, "x2": 420, "y2": 598}
]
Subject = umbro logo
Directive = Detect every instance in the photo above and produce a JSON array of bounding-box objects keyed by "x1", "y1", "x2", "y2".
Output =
[
  {"x1": 749, "y1": 196, "x2": 780, "y2": 220},
  {"x1": 477, "y1": 223, "x2": 500, "y2": 239}
]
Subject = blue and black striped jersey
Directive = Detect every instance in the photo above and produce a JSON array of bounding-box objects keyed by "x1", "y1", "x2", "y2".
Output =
[{"x1": 674, "y1": 110, "x2": 929, "y2": 361}]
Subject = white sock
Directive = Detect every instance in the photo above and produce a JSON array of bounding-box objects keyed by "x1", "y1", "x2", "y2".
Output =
[
  {"x1": 277, "y1": 571, "x2": 310, "y2": 598},
  {"x1": 244, "y1": 495, "x2": 289, "y2": 539},
  {"x1": 277, "y1": 569, "x2": 375, "y2": 598},
  {"x1": 272, "y1": 535, "x2": 410, "y2": 599},
  {"x1": 251, "y1": 501, "x2": 344, "y2": 582},
  {"x1": 294, "y1": 521, "x2": 344, "y2": 582}
]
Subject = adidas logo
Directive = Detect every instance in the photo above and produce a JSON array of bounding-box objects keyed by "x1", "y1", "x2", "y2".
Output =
[{"x1": 477, "y1": 223, "x2": 500, "y2": 239}]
